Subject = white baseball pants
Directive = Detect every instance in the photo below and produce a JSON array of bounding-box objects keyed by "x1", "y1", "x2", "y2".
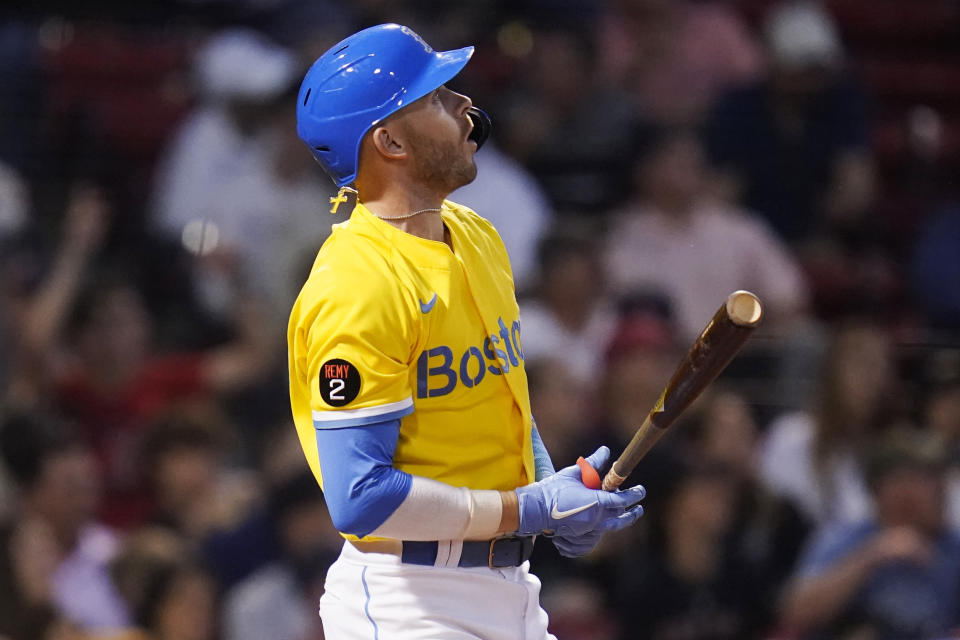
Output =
[{"x1": 319, "y1": 541, "x2": 557, "y2": 640}]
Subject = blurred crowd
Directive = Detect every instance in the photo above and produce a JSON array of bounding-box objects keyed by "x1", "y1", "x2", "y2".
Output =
[{"x1": 1, "y1": 0, "x2": 959, "y2": 639}]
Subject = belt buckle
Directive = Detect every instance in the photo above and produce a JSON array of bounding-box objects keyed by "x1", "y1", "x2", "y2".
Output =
[{"x1": 488, "y1": 535, "x2": 532, "y2": 569}]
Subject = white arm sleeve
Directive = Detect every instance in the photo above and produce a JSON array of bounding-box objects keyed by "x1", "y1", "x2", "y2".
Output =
[{"x1": 368, "y1": 476, "x2": 503, "y2": 541}]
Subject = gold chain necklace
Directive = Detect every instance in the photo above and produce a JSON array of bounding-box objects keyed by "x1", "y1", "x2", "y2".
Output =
[
  {"x1": 327, "y1": 187, "x2": 443, "y2": 220},
  {"x1": 374, "y1": 207, "x2": 443, "y2": 221}
]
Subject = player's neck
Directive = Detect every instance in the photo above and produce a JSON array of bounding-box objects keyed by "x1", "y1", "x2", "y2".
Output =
[{"x1": 364, "y1": 190, "x2": 449, "y2": 245}]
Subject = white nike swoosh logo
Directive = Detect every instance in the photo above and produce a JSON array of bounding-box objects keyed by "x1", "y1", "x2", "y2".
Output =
[{"x1": 551, "y1": 500, "x2": 598, "y2": 520}]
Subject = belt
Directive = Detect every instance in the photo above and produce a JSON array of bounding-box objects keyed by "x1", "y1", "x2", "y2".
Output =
[{"x1": 350, "y1": 535, "x2": 536, "y2": 568}]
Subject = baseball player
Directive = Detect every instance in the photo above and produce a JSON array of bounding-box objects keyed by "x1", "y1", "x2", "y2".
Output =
[{"x1": 287, "y1": 24, "x2": 646, "y2": 639}]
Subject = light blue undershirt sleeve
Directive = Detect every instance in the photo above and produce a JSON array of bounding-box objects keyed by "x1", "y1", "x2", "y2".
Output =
[
  {"x1": 531, "y1": 420, "x2": 555, "y2": 481},
  {"x1": 314, "y1": 419, "x2": 413, "y2": 538}
]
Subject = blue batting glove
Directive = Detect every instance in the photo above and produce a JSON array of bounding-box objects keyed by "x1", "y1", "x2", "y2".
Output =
[
  {"x1": 547, "y1": 447, "x2": 645, "y2": 557},
  {"x1": 552, "y1": 529, "x2": 604, "y2": 558},
  {"x1": 515, "y1": 446, "x2": 646, "y2": 539}
]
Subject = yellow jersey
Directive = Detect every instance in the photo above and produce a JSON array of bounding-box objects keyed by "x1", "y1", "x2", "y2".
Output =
[{"x1": 288, "y1": 201, "x2": 534, "y2": 509}]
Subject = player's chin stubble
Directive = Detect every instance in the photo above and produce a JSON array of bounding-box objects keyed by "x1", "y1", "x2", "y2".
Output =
[{"x1": 408, "y1": 131, "x2": 478, "y2": 193}]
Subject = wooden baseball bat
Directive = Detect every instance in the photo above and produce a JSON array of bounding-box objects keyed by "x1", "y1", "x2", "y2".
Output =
[{"x1": 581, "y1": 290, "x2": 763, "y2": 492}]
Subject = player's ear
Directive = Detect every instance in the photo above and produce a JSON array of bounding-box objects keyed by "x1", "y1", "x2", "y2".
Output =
[{"x1": 369, "y1": 124, "x2": 407, "y2": 160}]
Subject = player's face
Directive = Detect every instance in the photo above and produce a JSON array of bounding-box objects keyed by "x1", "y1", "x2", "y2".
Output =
[{"x1": 399, "y1": 86, "x2": 478, "y2": 192}]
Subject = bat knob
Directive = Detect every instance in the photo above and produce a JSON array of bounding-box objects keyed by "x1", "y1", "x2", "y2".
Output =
[{"x1": 577, "y1": 456, "x2": 602, "y2": 489}]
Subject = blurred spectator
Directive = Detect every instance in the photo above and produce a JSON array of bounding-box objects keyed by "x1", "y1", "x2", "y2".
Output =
[
  {"x1": 519, "y1": 226, "x2": 616, "y2": 391},
  {"x1": 141, "y1": 407, "x2": 260, "y2": 542},
  {"x1": 499, "y1": 27, "x2": 638, "y2": 214},
  {"x1": 780, "y1": 430, "x2": 960, "y2": 639},
  {"x1": 910, "y1": 201, "x2": 960, "y2": 329},
  {"x1": 56, "y1": 278, "x2": 268, "y2": 528},
  {"x1": 926, "y1": 351, "x2": 960, "y2": 457},
  {"x1": 0, "y1": 160, "x2": 30, "y2": 404},
  {"x1": 605, "y1": 125, "x2": 809, "y2": 341},
  {"x1": 761, "y1": 324, "x2": 900, "y2": 525},
  {"x1": 695, "y1": 390, "x2": 812, "y2": 630},
  {"x1": 451, "y1": 142, "x2": 552, "y2": 291},
  {"x1": 613, "y1": 454, "x2": 767, "y2": 640},
  {"x1": 240, "y1": 0, "x2": 355, "y2": 60},
  {"x1": 922, "y1": 350, "x2": 960, "y2": 531},
  {"x1": 596, "y1": 0, "x2": 763, "y2": 125},
  {"x1": 592, "y1": 298, "x2": 678, "y2": 448},
  {"x1": 196, "y1": 420, "x2": 315, "y2": 591},
  {"x1": 0, "y1": 160, "x2": 27, "y2": 236},
  {"x1": 542, "y1": 577, "x2": 621, "y2": 640},
  {"x1": 706, "y1": 0, "x2": 876, "y2": 245},
  {"x1": 257, "y1": 420, "x2": 315, "y2": 489},
  {"x1": 526, "y1": 357, "x2": 591, "y2": 466},
  {"x1": 223, "y1": 472, "x2": 340, "y2": 640},
  {"x1": 151, "y1": 28, "x2": 339, "y2": 323},
  {"x1": 0, "y1": 21, "x2": 43, "y2": 177},
  {"x1": 110, "y1": 528, "x2": 217, "y2": 640},
  {"x1": 0, "y1": 411, "x2": 129, "y2": 638},
  {"x1": 3, "y1": 186, "x2": 109, "y2": 407},
  {"x1": 7, "y1": 186, "x2": 270, "y2": 528}
]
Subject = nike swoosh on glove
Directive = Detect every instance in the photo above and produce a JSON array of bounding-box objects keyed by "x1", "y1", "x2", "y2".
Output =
[{"x1": 514, "y1": 446, "x2": 645, "y2": 540}]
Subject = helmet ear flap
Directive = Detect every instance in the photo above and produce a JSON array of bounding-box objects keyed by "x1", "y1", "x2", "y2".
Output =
[{"x1": 467, "y1": 107, "x2": 492, "y2": 150}]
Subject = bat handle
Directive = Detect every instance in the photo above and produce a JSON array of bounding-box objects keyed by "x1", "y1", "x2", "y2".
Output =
[{"x1": 601, "y1": 466, "x2": 628, "y2": 492}]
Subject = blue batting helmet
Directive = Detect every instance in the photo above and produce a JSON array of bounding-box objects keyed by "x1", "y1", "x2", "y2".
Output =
[{"x1": 296, "y1": 24, "x2": 474, "y2": 187}]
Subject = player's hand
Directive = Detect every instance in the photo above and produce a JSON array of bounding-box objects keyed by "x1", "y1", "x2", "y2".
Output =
[
  {"x1": 548, "y1": 447, "x2": 641, "y2": 557},
  {"x1": 514, "y1": 446, "x2": 645, "y2": 540},
  {"x1": 552, "y1": 528, "x2": 604, "y2": 558}
]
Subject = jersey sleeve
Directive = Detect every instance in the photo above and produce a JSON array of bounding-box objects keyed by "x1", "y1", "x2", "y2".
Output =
[{"x1": 291, "y1": 261, "x2": 420, "y2": 429}]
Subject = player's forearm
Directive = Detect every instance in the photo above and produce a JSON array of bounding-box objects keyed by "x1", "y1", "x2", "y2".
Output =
[
  {"x1": 316, "y1": 420, "x2": 519, "y2": 540},
  {"x1": 368, "y1": 477, "x2": 506, "y2": 540},
  {"x1": 336, "y1": 471, "x2": 518, "y2": 540},
  {"x1": 530, "y1": 421, "x2": 555, "y2": 481}
]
